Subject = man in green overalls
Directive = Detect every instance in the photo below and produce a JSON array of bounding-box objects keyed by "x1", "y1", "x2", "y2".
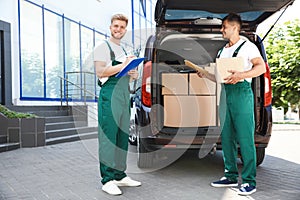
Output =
[
  {"x1": 197, "y1": 13, "x2": 266, "y2": 196},
  {"x1": 93, "y1": 14, "x2": 141, "y2": 196}
]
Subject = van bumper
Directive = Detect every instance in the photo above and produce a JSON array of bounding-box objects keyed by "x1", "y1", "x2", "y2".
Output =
[{"x1": 140, "y1": 127, "x2": 271, "y2": 152}]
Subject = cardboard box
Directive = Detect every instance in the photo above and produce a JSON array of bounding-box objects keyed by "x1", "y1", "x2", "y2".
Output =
[
  {"x1": 162, "y1": 73, "x2": 188, "y2": 95},
  {"x1": 216, "y1": 57, "x2": 244, "y2": 83},
  {"x1": 163, "y1": 96, "x2": 216, "y2": 127},
  {"x1": 189, "y1": 74, "x2": 216, "y2": 95}
]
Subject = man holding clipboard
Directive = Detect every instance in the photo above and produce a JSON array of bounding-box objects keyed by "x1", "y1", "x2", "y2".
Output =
[
  {"x1": 196, "y1": 13, "x2": 265, "y2": 195},
  {"x1": 93, "y1": 14, "x2": 141, "y2": 196}
]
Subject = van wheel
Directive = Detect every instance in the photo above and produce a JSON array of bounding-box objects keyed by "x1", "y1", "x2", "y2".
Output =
[
  {"x1": 240, "y1": 147, "x2": 265, "y2": 166},
  {"x1": 137, "y1": 138, "x2": 154, "y2": 168},
  {"x1": 256, "y1": 147, "x2": 265, "y2": 166}
]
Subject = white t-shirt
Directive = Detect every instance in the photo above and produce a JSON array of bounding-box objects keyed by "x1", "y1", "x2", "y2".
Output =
[
  {"x1": 218, "y1": 39, "x2": 262, "y2": 82},
  {"x1": 93, "y1": 40, "x2": 127, "y2": 84}
]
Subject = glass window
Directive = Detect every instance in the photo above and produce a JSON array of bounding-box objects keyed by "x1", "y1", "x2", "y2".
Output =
[
  {"x1": 133, "y1": 12, "x2": 140, "y2": 47},
  {"x1": 44, "y1": 10, "x2": 64, "y2": 98},
  {"x1": 165, "y1": 10, "x2": 264, "y2": 21},
  {"x1": 146, "y1": 0, "x2": 153, "y2": 21},
  {"x1": 95, "y1": 32, "x2": 106, "y2": 96},
  {"x1": 141, "y1": 19, "x2": 148, "y2": 44},
  {"x1": 19, "y1": 0, "x2": 154, "y2": 101},
  {"x1": 64, "y1": 18, "x2": 80, "y2": 96},
  {"x1": 140, "y1": 0, "x2": 146, "y2": 17},
  {"x1": 81, "y1": 26, "x2": 96, "y2": 99},
  {"x1": 20, "y1": 1, "x2": 44, "y2": 98},
  {"x1": 133, "y1": 0, "x2": 141, "y2": 13},
  {"x1": 132, "y1": 0, "x2": 157, "y2": 53},
  {"x1": 95, "y1": 32, "x2": 106, "y2": 45},
  {"x1": 64, "y1": 19, "x2": 80, "y2": 73},
  {"x1": 81, "y1": 26, "x2": 94, "y2": 73}
]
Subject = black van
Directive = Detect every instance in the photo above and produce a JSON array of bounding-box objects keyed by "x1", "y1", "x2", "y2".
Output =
[{"x1": 130, "y1": 0, "x2": 294, "y2": 168}]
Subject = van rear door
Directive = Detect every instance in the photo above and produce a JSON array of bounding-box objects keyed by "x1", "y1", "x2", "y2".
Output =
[{"x1": 155, "y1": 0, "x2": 295, "y2": 31}]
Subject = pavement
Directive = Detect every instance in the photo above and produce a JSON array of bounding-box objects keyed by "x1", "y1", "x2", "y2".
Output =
[{"x1": 0, "y1": 124, "x2": 299, "y2": 200}]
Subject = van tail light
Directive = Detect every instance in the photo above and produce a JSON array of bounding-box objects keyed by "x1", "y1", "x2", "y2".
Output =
[
  {"x1": 264, "y1": 62, "x2": 272, "y2": 107},
  {"x1": 142, "y1": 61, "x2": 152, "y2": 107}
]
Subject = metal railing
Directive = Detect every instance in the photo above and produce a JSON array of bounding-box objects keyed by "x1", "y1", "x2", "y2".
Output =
[
  {"x1": 60, "y1": 71, "x2": 98, "y2": 106},
  {"x1": 59, "y1": 71, "x2": 138, "y2": 126},
  {"x1": 59, "y1": 71, "x2": 99, "y2": 124}
]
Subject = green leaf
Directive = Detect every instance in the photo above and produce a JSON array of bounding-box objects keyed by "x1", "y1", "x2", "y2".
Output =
[{"x1": 266, "y1": 19, "x2": 300, "y2": 111}]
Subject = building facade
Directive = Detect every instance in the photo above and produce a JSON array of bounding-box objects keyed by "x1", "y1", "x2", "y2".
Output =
[{"x1": 0, "y1": 0, "x2": 156, "y2": 106}]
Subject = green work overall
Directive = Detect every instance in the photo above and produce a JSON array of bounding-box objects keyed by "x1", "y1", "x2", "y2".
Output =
[
  {"x1": 218, "y1": 41, "x2": 257, "y2": 186},
  {"x1": 98, "y1": 41, "x2": 130, "y2": 185}
]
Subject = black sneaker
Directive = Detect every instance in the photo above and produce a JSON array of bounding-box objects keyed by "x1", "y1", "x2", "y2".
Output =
[
  {"x1": 211, "y1": 177, "x2": 238, "y2": 188},
  {"x1": 237, "y1": 183, "x2": 256, "y2": 195}
]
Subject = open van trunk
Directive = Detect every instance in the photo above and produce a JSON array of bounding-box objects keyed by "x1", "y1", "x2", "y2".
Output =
[
  {"x1": 152, "y1": 32, "x2": 227, "y2": 133},
  {"x1": 149, "y1": 31, "x2": 267, "y2": 145},
  {"x1": 145, "y1": 0, "x2": 295, "y2": 139}
]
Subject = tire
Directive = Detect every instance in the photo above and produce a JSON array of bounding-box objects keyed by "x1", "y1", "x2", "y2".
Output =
[
  {"x1": 137, "y1": 138, "x2": 154, "y2": 168},
  {"x1": 240, "y1": 147, "x2": 265, "y2": 166},
  {"x1": 256, "y1": 147, "x2": 265, "y2": 166}
]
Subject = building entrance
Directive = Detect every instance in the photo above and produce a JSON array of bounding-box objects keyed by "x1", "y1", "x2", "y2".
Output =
[
  {"x1": 0, "y1": 30, "x2": 3, "y2": 104},
  {"x1": 0, "y1": 20, "x2": 12, "y2": 106}
]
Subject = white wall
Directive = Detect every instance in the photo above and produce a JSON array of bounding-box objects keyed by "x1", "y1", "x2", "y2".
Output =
[{"x1": 0, "y1": 0, "x2": 20, "y2": 104}]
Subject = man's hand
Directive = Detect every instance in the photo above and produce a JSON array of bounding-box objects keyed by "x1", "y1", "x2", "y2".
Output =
[
  {"x1": 196, "y1": 70, "x2": 216, "y2": 82},
  {"x1": 128, "y1": 69, "x2": 138, "y2": 80},
  {"x1": 196, "y1": 71, "x2": 206, "y2": 78},
  {"x1": 224, "y1": 70, "x2": 243, "y2": 84},
  {"x1": 123, "y1": 55, "x2": 136, "y2": 66}
]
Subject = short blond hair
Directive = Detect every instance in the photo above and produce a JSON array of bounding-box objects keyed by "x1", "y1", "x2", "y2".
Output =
[{"x1": 111, "y1": 14, "x2": 128, "y2": 26}]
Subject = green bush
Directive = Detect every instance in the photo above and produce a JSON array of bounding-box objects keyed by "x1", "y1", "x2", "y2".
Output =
[{"x1": 0, "y1": 105, "x2": 36, "y2": 118}]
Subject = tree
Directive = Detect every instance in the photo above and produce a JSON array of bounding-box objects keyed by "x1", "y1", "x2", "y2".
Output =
[
  {"x1": 21, "y1": 51, "x2": 44, "y2": 97},
  {"x1": 265, "y1": 19, "x2": 300, "y2": 116}
]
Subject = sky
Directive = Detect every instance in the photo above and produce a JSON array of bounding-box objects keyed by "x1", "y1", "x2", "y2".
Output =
[{"x1": 257, "y1": 0, "x2": 300, "y2": 36}]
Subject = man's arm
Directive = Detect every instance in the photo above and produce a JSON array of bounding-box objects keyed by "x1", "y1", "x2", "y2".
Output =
[
  {"x1": 225, "y1": 56, "x2": 266, "y2": 84},
  {"x1": 94, "y1": 61, "x2": 125, "y2": 78},
  {"x1": 94, "y1": 56, "x2": 135, "y2": 78},
  {"x1": 185, "y1": 60, "x2": 216, "y2": 82},
  {"x1": 197, "y1": 71, "x2": 216, "y2": 82}
]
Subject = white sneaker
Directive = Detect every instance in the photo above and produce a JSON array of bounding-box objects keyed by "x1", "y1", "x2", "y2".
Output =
[
  {"x1": 114, "y1": 177, "x2": 142, "y2": 187},
  {"x1": 102, "y1": 181, "x2": 122, "y2": 195}
]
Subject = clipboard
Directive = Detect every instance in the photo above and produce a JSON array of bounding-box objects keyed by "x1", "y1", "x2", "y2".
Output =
[
  {"x1": 115, "y1": 57, "x2": 145, "y2": 78},
  {"x1": 184, "y1": 60, "x2": 209, "y2": 76}
]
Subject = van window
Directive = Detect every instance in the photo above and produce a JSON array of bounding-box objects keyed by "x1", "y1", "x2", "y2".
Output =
[{"x1": 165, "y1": 10, "x2": 264, "y2": 21}]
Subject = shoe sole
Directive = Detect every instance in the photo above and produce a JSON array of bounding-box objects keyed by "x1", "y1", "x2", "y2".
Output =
[
  {"x1": 114, "y1": 183, "x2": 142, "y2": 187},
  {"x1": 113, "y1": 180, "x2": 142, "y2": 187},
  {"x1": 211, "y1": 183, "x2": 238, "y2": 188},
  {"x1": 238, "y1": 188, "x2": 256, "y2": 196},
  {"x1": 102, "y1": 184, "x2": 122, "y2": 195},
  {"x1": 102, "y1": 188, "x2": 122, "y2": 196}
]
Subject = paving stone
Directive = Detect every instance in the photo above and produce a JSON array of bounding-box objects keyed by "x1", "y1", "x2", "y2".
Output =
[{"x1": 0, "y1": 124, "x2": 299, "y2": 200}]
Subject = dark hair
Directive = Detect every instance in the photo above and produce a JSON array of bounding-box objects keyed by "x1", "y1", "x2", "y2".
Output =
[
  {"x1": 111, "y1": 14, "x2": 128, "y2": 26},
  {"x1": 222, "y1": 13, "x2": 242, "y2": 31}
]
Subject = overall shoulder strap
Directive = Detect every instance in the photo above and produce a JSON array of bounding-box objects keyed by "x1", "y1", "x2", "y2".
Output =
[
  {"x1": 121, "y1": 46, "x2": 127, "y2": 56},
  {"x1": 104, "y1": 40, "x2": 115, "y2": 61},
  {"x1": 232, "y1": 40, "x2": 246, "y2": 57},
  {"x1": 216, "y1": 47, "x2": 224, "y2": 58}
]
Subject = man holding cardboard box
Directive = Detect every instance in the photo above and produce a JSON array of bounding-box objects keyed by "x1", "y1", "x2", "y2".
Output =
[{"x1": 197, "y1": 13, "x2": 266, "y2": 195}]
